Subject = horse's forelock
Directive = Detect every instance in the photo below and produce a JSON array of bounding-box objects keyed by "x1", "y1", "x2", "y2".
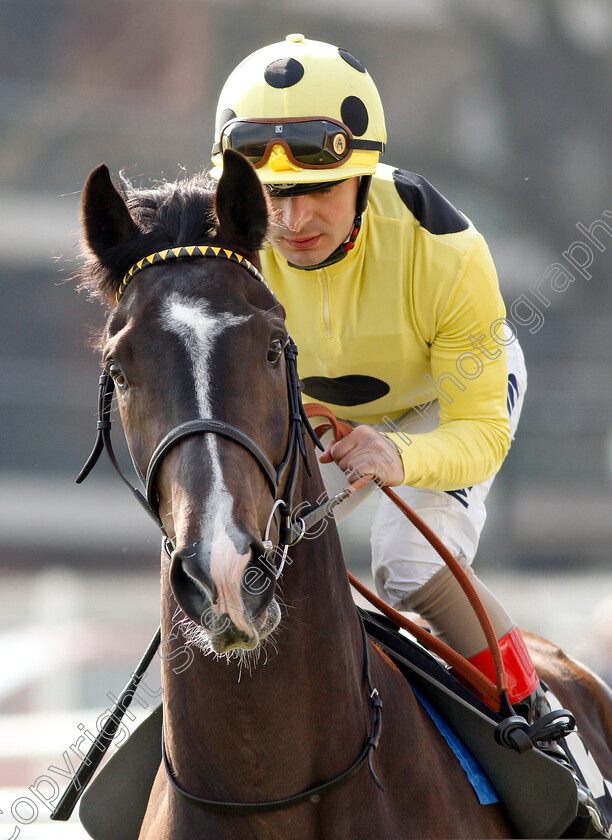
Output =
[
  {"x1": 124, "y1": 173, "x2": 217, "y2": 239},
  {"x1": 80, "y1": 172, "x2": 220, "y2": 304}
]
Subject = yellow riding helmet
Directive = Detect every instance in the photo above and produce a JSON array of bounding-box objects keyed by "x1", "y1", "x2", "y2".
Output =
[{"x1": 210, "y1": 34, "x2": 386, "y2": 185}]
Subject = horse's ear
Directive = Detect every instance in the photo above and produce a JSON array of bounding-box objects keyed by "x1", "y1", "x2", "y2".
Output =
[
  {"x1": 82, "y1": 164, "x2": 139, "y2": 260},
  {"x1": 215, "y1": 149, "x2": 269, "y2": 253}
]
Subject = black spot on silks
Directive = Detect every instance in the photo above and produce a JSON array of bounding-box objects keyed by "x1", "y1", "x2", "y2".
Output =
[
  {"x1": 264, "y1": 58, "x2": 305, "y2": 89},
  {"x1": 302, "y1": 375, "x2": 390, "y2": 406},
  {"x1": 218, "y1": 108, "x2": 236, "y2": 134},
  {"x1": 340, "y1": 96, "x2": 369, "y2": 136},
  {"x1": 338, "y1": 49, "x2": 366, "y2": 73}
]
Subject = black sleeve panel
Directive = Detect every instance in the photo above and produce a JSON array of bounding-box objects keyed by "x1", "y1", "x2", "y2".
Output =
[{"x1": 392, "y1": 169, "x2": 470, "y2": 235}]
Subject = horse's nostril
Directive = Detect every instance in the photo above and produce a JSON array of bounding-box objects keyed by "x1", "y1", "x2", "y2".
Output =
[
  {"x1": 240, "y1": 541, "x2": 277, "y2": 616},
  {"x1": 169, "y1": 550, "x2": 216, "y2": 625}
]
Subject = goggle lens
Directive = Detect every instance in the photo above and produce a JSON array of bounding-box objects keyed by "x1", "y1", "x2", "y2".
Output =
[{"x1": 220, "y1": 119, "x2": 352, "y2": 169}]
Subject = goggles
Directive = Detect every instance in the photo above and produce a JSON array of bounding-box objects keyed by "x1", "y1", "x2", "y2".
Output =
[{"x1": 214, "y1": 117, "x2": 384, "y2": 170}]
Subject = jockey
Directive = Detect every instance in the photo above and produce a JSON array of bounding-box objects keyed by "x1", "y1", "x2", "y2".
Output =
[{"x1": 211, "y1": 34, "x2": 608, "y2": 837}]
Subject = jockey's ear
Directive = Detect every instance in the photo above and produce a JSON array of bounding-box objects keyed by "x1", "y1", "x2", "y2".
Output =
[
  {"x1": 215, "y1": 149, "x2": 269, "y2": 253},
  {"x1": 82, "y1": 164, "x2": 138, "y2": 261}
]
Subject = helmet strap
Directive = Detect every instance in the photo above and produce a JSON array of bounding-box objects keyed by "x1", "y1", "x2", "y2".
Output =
[{"x1": 355, "y1": 174, "x2": 372, "y2": 214}]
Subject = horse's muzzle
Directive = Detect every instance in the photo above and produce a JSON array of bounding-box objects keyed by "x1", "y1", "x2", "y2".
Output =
[{"x1": 169, "y1": 539, "x2": 280, "y2": 654}]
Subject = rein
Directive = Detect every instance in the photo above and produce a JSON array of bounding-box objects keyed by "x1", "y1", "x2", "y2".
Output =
[{"x1": 304, "y1": 405, "x2": 509, "y2": 710}]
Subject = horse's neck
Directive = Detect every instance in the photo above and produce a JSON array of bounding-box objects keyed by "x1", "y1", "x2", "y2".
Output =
[{"x1": 160, "y1": 463, "x2": 367, "y2": 793}]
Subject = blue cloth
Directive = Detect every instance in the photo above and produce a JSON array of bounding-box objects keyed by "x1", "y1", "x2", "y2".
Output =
[{"x1": 412, "y1": 683, "x2": 499, "y2": 805}]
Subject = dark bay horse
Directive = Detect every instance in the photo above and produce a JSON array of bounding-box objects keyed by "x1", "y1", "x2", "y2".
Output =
[{"x1": 78, "y1": 150, "x2": 612, "y2": 839}]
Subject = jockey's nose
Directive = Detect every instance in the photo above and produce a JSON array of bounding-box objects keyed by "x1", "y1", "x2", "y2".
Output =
[{"x1": 278, "y1": 195, "x2": 314, "y2": 232}]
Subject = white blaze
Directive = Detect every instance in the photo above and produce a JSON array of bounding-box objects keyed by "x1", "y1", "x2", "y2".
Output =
[{"x1": 163, "y1": 293, "x2": 253, "y2": 635}]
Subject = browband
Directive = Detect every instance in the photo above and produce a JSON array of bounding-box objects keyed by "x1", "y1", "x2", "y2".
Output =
[{"x1": 117, "y1": 245, "x2": 265, "y2": 302}]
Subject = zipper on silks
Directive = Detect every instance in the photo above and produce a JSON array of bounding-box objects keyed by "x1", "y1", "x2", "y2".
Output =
[{"x1": 319, "y1": 270, "x2": 333, "y2": 338}]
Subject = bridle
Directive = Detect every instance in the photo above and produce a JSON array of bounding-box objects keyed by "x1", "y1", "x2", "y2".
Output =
[
  {"x1": 52, "y1": 244, "x2": 384, "y2": 821},
  {"x1": 77, "y1": 244, "x2": 347, "y2": 571},
  {"x1": 79, "y1": 340, "x2": 313, "y2": 575}
]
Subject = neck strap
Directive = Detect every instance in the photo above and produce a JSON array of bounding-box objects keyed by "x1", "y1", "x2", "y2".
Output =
[{"x1": 162, "y1": 612, "x2": 383, "y2": 813}]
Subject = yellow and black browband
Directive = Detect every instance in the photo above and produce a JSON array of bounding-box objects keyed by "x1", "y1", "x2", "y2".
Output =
[{"x1": 117, "y1": 245, "x2": 265, "y2": 302}]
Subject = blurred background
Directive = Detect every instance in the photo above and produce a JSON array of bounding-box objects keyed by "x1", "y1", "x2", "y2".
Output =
[{"x1": 1, "y1": 0, "x2": 611, "y2": 835}]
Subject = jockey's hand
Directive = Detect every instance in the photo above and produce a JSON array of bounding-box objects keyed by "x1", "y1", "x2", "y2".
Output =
[{"x1": 319, "y1": 424, "x2": 405, "y2": 488}]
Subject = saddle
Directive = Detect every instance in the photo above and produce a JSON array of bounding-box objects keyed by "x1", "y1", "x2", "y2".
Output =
[{"x1": 78, "y1": 608, "x2": 578, "y2": 840}]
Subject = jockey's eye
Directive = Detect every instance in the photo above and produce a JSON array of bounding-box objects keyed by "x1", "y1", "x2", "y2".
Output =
[
  {"x1": 267, "y1": 337, "x2": 284, "y2": 364},
  {"x1": 107, "y1": 359, "x2": 128, "y2": 390}
]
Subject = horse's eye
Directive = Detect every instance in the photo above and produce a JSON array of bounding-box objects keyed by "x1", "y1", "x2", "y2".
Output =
[
  {"x1": 107, "y1": 360, "x2": 128, "y2": 389},
  {"x1": 267, "y1": 338, "x2": 284, "y2": 363}
]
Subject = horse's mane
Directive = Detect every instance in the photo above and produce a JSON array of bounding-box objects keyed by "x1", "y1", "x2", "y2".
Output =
[{"x1": 80, "y1": 171, "x2": 220, "y2": 302}]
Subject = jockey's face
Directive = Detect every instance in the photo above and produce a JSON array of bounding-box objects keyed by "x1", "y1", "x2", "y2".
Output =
[{"x1": 266, "y1": 178, "x2": 360, "y2": 267}]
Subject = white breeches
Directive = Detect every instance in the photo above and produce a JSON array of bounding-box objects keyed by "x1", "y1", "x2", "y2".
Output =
[{"x1": 316, "y1": 336, "x2": 527, "y2": 610}]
